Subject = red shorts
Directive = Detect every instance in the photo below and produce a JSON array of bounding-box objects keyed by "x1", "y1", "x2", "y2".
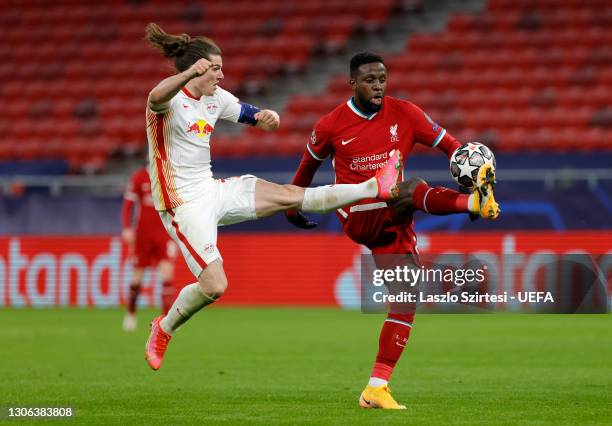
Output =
[
  {"x1": 133, "y1": 234, "x2": 178, "y2": 268},
  {"x1": 339, "y1": 205, "x2": 417, "y2": 255}
]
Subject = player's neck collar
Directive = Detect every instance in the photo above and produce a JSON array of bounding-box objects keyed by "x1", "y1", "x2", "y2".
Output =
[
  {"x1": 347, "y1": 98, "x2": 378, "y2": 120},
  {"x1": 182, "y1": 87, "x2": 200, "y2": 100}
]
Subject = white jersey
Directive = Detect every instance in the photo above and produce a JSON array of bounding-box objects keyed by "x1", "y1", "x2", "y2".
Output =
[{"x1": 146, "y1": 86, "x2": 242, "y2": 211}]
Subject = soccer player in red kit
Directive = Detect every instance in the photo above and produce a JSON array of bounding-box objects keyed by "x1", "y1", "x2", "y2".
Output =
[
  {"x1": 121, "y1": 166, "x2": 179, "y2": 331},
  {"x1": 287, "y1": 52, "x2": 499, "y2": 409}
]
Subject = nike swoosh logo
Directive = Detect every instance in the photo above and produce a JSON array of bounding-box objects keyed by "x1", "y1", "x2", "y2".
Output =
[
  {"x1": 395, "y1": 342, "x2": 406, "y2": 347},
  {"x1": 182, "y1": 104, "x2": 189, "y2": 108},
  {"x1": 341, "y1": 137, "x2": 356, "y2": 145}
]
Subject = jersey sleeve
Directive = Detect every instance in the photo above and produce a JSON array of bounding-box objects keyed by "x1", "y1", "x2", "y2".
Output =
[
  {"x1": 124, "y1": 172, "x2": 139, "y2": 202},
  {"x1": 217, "y1": 87, "x2": 242, "y2": 123},
  {"x1": 122, "y1": 172, "x2": 140, "y2": 229},
  {"x1": 121, "y1": 198, "x2": 135, "y2": 229},
  {"x1": 406, "y1": 102, "x2": 448, "y2": 148},
  {"x1": 305, "y1": 118, "x2": 333, "y2": 161},
  {"x1": 436, "y1": 132, "x2": 462, "y2": 158},
  {"x1": 147, "y1": 92, "x2": 177, "y2": 114},
  {"x1": 292, "y1": 152, "x2": 323, "y2": 187}
]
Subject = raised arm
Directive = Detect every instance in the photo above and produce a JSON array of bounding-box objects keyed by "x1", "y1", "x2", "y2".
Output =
[
  {"x1": 409, "y1": 102, "x2": 462, "y2": 158},
  {"x1": 147, "y1": 58, "x2": 212, "y2": 111},
  {"x1": 436, "y1": 133, "x2": 462, "y2": 159}
]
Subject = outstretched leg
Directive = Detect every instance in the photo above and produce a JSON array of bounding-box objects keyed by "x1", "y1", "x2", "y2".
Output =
[
  {"x1": 389, "y1": 177, "x2": 477, "y2": 216},
  {"x1": 255, "y1": 150, "x2": 402, "y2": 217},
  {"x1": 389, "y1": 173, "x2": 499, "y2": 220}
]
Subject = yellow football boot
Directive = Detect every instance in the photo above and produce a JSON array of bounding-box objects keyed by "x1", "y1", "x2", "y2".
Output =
[
  {"x1": 474, "y1": 164, "x2": 500, "y2": 220},
  {"x1": 358, "y1": 385, "x2": 406, "y2": 410}
]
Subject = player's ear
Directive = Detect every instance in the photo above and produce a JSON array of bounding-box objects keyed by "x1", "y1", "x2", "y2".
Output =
[{"x1": 349, "y1": 78, "x2": 356, "y2": 89}]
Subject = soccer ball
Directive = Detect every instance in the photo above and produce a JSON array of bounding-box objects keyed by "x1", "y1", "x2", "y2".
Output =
[{"x1": 450, "y1": 142, "x2": 496, "y2": 188}]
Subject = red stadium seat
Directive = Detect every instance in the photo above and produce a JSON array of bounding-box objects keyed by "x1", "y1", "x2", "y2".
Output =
[{"x1": 3, "y1": 0, "x2": 610, "y2": 166}]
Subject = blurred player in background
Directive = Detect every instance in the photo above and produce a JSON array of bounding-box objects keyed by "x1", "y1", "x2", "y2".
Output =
[
  {"x1": 287, "y1": 52, "x2": 500, "y2": 409},
  {"x1": 142, "y1": 25, "x2": 403, "y2": 371},
  {"x1": 121, "y1": 165, "x2": 178, "y2": 331}
]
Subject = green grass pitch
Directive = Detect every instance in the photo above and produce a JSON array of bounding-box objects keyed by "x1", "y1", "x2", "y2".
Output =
[{"x1": 1, "y1": 308, "x2": 611, "y2": 424}]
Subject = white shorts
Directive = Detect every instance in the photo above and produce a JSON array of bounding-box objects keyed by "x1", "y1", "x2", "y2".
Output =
[{"x1": 159, "y1": 175, "x2": 257, "y2": 278}]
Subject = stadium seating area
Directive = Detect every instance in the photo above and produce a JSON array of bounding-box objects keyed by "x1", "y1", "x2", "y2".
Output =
[
  {"x1": 231, "y1": 0, "x2": 611, "y2": 157},
  {"x1": 2, "y1": 0, "x2": 611, "y2": 170},
  {"x1": 0, "y1": 0, "x2": 399, "y2": 172}
]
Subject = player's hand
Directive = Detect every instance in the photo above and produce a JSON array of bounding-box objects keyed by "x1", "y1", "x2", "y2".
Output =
[
  {"x1": 121, "y1": 228, "x2": 135, "y2": 245},
  {"x1": 285, "y1": 209, "x2": 317, "y2": 229},
  {"x1": 189, "y1": 58, "x2": 212, "y2": 77},
  {"x1": 254, "y1": 109, "x2": 280, "y2": 131}
]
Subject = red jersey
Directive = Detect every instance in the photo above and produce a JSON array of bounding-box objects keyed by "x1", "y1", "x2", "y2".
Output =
[
  {"x1": 294, "y1": 96, "x2": 461, "y2": 254},
  {"x1": 308, "y1": 97, "x2": 450, "y2": 186},
  {"x1": 122, "y1": 167, "x2": 169, "y2": 240}
]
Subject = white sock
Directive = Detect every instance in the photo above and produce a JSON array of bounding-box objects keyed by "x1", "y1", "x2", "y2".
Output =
[
  {"x1": 468, "y1": 193, "x2": 478, "y2": 213},
  {"x1": 301, "y1": 178, "x2": 378, "y2": 213},
  {"x1": 160, "y1": 283, "x2": 216, "y2": 334},
  {"x1": 368, "y1": 377, "x2": 388, "y2": 387}
]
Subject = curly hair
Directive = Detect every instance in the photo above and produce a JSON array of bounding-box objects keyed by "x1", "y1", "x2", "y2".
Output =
[{"x1": 145, "y1": 23, "x2": 222, "y2": 72}]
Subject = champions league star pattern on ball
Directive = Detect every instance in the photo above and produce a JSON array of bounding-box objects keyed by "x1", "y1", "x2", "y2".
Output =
[{"x1": 450, "y1": 142, "x2": 497, "y2": 188}]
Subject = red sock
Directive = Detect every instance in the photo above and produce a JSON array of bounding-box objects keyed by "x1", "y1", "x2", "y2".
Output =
[
  {"x1": 127, "y1": 283, "x2": 141, "y2": 314},
  {"x1": 412, "y1": 182, "x2": 470, "y2": 215},
  {"x1": 371, "y1": 313, "x2": 414, "y2": 381},
  {"x1": 161, "y1": 281, "x2": 175, "y2": 315}
]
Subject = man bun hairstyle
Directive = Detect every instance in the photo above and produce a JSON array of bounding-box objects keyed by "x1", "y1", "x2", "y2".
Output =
[
  {"x1": 145, "y1": 23, "x2": 222, "y2": 72},
  {"x1": 350, "y1": 52, "x2": 385, "y2": 77}
]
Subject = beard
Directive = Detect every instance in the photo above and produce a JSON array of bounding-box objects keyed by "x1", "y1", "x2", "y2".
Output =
[{"x1": 356, "y1": 94, "x2": 382, "y2": 114}]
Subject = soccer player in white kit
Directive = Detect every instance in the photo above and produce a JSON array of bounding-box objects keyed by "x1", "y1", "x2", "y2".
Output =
[{"x1": 143, "y1": 23, "x2": 403, "y2": 370}]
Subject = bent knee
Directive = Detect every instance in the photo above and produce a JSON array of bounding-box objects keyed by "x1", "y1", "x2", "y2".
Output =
[
  {"x1": 388, "y1": 177, "x2": 427, "y2": 215},
  {"x1": 398, "y1": 177, "x2": 427, "y2": 200},
  {"x1": 207, "y1": 286, "x2": 227, "y2": 300},
  {"x1": 198, "y1": 261, "x2": 228, "y2": 299},
  {"x1": 198, "y1": 277, "x2": 227, "y2": 299}
]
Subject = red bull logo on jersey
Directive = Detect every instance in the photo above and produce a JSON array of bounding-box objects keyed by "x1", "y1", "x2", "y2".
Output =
[{"x1": 186, "y1": 119, "x2": 214, "y2": 138}]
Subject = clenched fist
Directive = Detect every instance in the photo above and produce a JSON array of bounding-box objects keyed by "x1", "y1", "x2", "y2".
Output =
[
  {"x1": 254, "y1": 109, "x2": 280, "y2": 131},
  {"x1": 189, "y1": 58, "x2": 212, "y2": 77}
]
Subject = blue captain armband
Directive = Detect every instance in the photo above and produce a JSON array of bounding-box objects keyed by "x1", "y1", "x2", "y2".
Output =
[{"x1": 238, "y1": 101, "x2": 261, "y2": 126}]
